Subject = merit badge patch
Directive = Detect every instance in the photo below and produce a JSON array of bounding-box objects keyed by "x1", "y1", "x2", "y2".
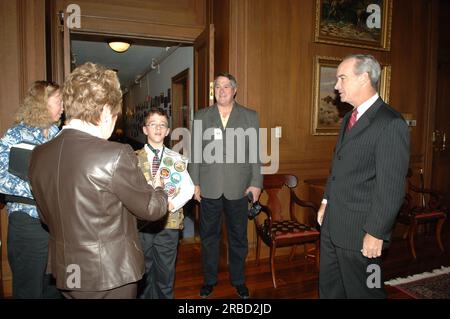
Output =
[
  {"x1": 163, "y1": 157, "x2": 174, "y2": 167},
  {"x1": 164, "y1": 182, "x2": 177, "y2": 197},
  {"x1": 174, "y1": 160, "x2": 186, "y2": 172},
  {"x1": 170, "y1": 172, "x2": 182, "y2": 184},
  {"x1": 160, "y1": 167, "x2": 170, "y2": 179}
]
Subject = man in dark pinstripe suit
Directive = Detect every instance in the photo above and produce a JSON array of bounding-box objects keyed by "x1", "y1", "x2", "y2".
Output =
[{"x1": 317, "y1": 54, "x2": 410, "y2": 298}]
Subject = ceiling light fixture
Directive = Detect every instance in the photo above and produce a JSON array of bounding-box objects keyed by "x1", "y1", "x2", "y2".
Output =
[{"x1": 108, "y1": 40, "x2": 131, "y2": 53}]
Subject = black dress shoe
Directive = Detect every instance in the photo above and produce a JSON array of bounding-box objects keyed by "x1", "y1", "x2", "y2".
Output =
[
  {"x1": 235, "y1": 284, "x2": 250, "y2": 299},
  {"x1": 199, "y1": 284, "x2": 214, "y2": 298}
]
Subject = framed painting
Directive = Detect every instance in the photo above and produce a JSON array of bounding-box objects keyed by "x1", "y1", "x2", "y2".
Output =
[
  {"x1": 314, "y1": 0, "x2": 393, "y2": 51},
  {"x1": 311, "y1": 56, "x2": 391, "y2": 135}
]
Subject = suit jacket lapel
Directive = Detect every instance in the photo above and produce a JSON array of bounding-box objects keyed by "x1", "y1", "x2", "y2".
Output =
[
  {"x1": 336, "y1": 97, "x2": 384, "y2": 152},
  {"x1": 336, "y1": 111, "x2": 351, "y2": 151},
  {"x1": 210, "y1": 102, "x2": 242, "y2": 130},
  {"x1": 225, "y1": 103, "x2": 242, "y2": 129},
  {"x1": 210, "y1": 104, "x2": 223, "y2": 130}
]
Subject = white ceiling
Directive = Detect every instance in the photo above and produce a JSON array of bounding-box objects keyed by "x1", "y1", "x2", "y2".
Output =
[{"x1": 71, "y1": 40, "x2": 167, "y2": 89}]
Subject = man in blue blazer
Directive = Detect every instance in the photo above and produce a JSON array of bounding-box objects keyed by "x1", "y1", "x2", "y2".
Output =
[
  {"x1": 317, "y1": 54, "x2": 410, "y2": 298},
  {"x1": 189, "y1": 73, "x2": 263, "y2": 299}
]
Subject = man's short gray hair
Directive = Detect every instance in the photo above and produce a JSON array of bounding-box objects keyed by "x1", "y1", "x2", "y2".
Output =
[
  {"x1": 344, "y1": 54, "x2": 381, "y2": 90},
  {"x1": 214, "y1": 72, "x2": 237, "y2": 89}
]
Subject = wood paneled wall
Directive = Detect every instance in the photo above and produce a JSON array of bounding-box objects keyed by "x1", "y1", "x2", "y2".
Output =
[
  {"x1": 54, "y1": 0, "x2": 206, "y2": 42},
  {"x1": 212, "y1": 0, "x2": 230, "y2": 74},
  {"x1": 0, "y1": 0, "x2": 46, "y2": 136},
  {"x1": 0, "y1": 0, "x2": 46, "y2": 298},
  {"x1": 223, "y1": 0, "x2": 435, "y2": 182}
]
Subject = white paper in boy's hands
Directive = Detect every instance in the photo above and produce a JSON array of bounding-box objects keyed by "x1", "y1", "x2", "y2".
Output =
[{"x1": 158, "y1": 148, "x2": 194, "y2": 212}]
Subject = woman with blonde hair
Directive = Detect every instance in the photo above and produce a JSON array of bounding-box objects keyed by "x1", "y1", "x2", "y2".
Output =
[{"x1": 0, "y1": 80, "x2": 63, "y2": 298}]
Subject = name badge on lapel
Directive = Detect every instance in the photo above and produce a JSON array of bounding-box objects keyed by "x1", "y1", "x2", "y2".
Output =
[{"x1": 214, "y1": 128, "x2": 223, "y2": 140}]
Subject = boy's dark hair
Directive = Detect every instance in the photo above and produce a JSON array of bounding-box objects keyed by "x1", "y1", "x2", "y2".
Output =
[{"x1": 144, "y1": 107, "x2": 169, "y2": 124}]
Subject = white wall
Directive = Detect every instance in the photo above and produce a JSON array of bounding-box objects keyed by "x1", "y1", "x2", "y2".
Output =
[{"x1": 124, "y1": 46, "x2": 194, "y2": 143}]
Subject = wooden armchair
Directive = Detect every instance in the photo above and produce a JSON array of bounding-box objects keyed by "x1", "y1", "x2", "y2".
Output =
[
  {"x1": 253, "y1": 174, "x2": 320, "y2": 288},
  {"x1": 398, "y1": 169, "x2": 447, "y2": 259}
]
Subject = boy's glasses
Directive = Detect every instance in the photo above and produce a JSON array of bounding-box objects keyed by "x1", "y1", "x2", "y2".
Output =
[{"x1": 145, "y1": 123, "x2": 168, "y2": 129}]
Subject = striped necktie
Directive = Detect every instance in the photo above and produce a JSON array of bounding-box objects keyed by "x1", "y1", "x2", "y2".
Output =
[
  {"x1": 149, "y1": 147, "x2": 160, "y2": 177},
  {"x1": 347, "y1": 108, "x2": 358, "y2": 131}
]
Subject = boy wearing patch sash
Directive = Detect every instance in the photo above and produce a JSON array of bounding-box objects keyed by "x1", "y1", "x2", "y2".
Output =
[{"x1": 136, "y1": 107, "x2": 194, "y2": 299}]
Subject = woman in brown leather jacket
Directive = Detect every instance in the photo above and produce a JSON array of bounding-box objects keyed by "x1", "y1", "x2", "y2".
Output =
[{"x1": 29, "y1": 62, "x2": 168, "y2": 299}]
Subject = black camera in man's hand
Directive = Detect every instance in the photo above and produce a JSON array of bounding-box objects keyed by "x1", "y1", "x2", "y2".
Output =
[{"x1": 247, "y1": 192, "x2": 262, "y2": 220}]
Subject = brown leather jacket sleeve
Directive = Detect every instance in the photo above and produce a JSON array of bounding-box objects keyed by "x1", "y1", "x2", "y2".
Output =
[{"x1": 111, "y1": 145, "x2": 168, "y2": 221}]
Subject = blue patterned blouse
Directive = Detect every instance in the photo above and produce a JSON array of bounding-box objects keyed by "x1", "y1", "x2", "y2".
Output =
[{"x1": 0, "y1": 123, "x2": 59, "y2": 218}]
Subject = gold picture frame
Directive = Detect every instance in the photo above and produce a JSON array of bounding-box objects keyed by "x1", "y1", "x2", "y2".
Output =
[
  {"x1": 314, "y1": 0, "x2": 393, "y2": 51},
  {"x1": 311, "y1": 56, "x2": 391, "y2": 135}
]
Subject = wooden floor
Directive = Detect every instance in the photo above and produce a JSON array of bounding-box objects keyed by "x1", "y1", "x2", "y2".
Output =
[{"x1": 174, "y1": 222, "x2": 450, "y2": 299}]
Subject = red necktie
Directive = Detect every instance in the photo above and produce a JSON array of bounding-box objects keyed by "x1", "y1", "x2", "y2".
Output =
[
  {"x1": 347, "y1": 108, "x2": 358, "y2": 131},
  {"x1": 151, "y1": 149, "x2": 160, "y2": 177}
]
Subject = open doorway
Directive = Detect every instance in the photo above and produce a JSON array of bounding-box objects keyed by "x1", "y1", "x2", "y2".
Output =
[
  {"x1": 70, "y1": 33, "x2": 198, "y2": 240},
  {"x1": 70, "y1": 33, "x2": 194, "y2": 148},
  {"x1": 53, "y1": 1, "x2": 215, "y2": 241},
  {"x1": 171, "y1": 68, "x2": 190, "y2": 147},
  {"x1": 171, "y1": 68, "x2": 190, "y2": 131}
]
